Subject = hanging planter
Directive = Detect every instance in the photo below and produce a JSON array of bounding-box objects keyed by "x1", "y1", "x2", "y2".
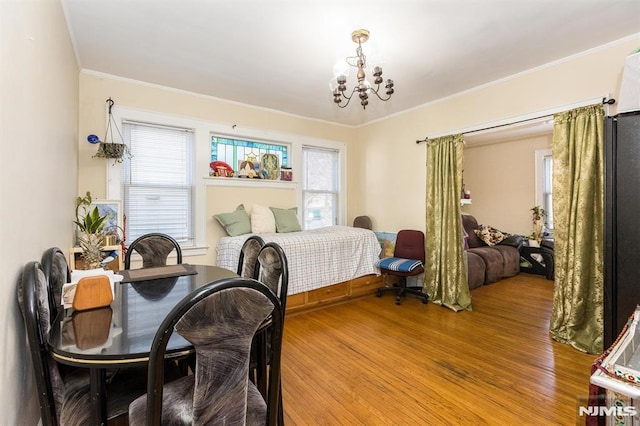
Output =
[
  {"x1": 94, "y1": 142, "x2": 127, "y2": 159},
  {"x1": 90, "y1": 98, "x2": 131, "y2": 163}
]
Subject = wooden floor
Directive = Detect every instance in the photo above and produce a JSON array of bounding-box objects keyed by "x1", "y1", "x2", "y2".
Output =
[{"x1": 280, "y1": 274, "x2": 596, "y2": 425}]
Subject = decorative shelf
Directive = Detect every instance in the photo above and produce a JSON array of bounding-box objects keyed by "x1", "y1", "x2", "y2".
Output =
[
  {"x1": 461, "y1": 199, "x2": 472, "y2": 205},
  {"x1": 203, "y1": 176, "x2": 298, "y2": 189}
]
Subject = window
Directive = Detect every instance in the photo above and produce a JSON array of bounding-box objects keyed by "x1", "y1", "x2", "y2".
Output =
[
  {"x1": 302, "y1": 147, "x2": 339, "y2": 229},
  {"x1": 122, "y1": 121, "x2": 194, "y2": 246},
  {"x1": 211, "y1": 136, "x2": 288, "y2": 172},
  {"x1": 535, "y1": 149, "x2": 553, "y2": 231}
]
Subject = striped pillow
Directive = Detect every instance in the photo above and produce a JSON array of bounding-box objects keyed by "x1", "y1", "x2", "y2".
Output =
[{"x1": 376, "y1": 257, "x2": 423, "y2": 272}]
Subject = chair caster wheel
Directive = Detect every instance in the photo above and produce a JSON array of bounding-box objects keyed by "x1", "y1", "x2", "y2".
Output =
[
  {"x1": 395, "y1": 297, "x2": 401, "y2": 305},
  {"x1": 422, "y1": 297, "x2": 428, "y2": 304},
  {"x1": 376, "y1": 290, "x2": 382, "y2": 297}
]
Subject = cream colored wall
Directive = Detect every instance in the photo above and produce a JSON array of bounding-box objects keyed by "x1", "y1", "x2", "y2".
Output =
[
  {"x1": 352, "y1": 36, "x2": 639, "y2": 233},
  {"x1": 78, "y1": 73, "x2": 356, "y2": 199},
  {"x1": 462, "y1": 134, "x2": 552, "y2": 235},
  {"x1": 207, "y1": 185, "x2": 296, "y2": 262},
  {"x1": 78, "y1": 74, "x2": 355, "y2": 264},
  {"x1": 1, "y1": 0, "x2": 79, "y2": 423}
]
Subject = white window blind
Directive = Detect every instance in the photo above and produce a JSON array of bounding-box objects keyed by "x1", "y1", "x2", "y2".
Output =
[
  {"x1": 122, "y1": 121, "x2": 194, "y2": 246},
  {"x1": 302, "y1": 147, "x2": 339, "y2": 230}
]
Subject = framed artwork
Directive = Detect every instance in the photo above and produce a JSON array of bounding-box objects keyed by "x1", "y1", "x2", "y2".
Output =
[
  {"x1": 374, "y1": 232, "x2": 397, "y2": 258},
  {"x1": 89, "y1": 200, "x2": 122, "y2": 237}
]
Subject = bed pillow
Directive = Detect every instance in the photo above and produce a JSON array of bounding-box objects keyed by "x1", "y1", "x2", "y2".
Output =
[
  {"x1": 474, "y1": 225, "x2": 511, "y2": 246},
  {"x1": 213, "y1": 204, "x2": 251, "y2": 236},
  {"x1": 269, "y1": 207, "x2": 302, "y2": 233},
  {"x1": 251, "y1": 204, "x2": 276, "y2": 234}
]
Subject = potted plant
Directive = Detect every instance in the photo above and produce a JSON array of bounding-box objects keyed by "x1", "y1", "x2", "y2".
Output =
[
  {"x1": 90, "y1": 98, "x2": 132, "y2": 163},
  {"x1": 529, "y1": 205, "x2": 547, "y2": 245},
  {"x1": 75, "y1": 192, "x2": 108, "y2": 269}
]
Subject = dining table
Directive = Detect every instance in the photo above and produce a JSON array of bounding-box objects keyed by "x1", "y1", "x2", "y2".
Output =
[{"x1": 48, "y1": 263, "x2": 239, "y2": 425}]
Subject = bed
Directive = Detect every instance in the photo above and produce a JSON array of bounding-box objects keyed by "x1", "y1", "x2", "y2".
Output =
[{"x1": 216, "y1": 226, "x2": 382, "y2": 296}]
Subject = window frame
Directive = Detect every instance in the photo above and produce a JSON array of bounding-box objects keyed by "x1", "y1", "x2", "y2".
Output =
[
  {"x1": 107, "y1": 106, "x2": 347, "y2": 258},
  {"x1": 301, "y1": 146, "x2": 341, "y2": 230},
  {"x1": 534, "y1": 148, "x2": 553, "y2": 231}
]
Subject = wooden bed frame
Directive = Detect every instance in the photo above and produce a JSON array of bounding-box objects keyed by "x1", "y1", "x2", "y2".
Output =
[{"x1": 285, "y1": 274, "x2": 383, "y2": 314}]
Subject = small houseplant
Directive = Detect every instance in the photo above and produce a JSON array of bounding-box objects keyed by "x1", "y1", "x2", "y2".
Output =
[
  {"x1": 529, "y1": 205, "x2": 546, "y2": 244},
  {"x1": 75, "y1": 191, "x2": 108, "y2": 269},
  {"x1": 91, "y1": 98, "x2": 131, "y2": 163}
]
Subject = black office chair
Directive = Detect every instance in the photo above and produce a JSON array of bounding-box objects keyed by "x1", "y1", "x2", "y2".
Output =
[
  {"x1": 376, "y1": 229, "x2": 429, "y2": 305},
  {"x1": 124, "y1": 232, "x2": 182, "y2": 269},
  {"x1": 237, "y1": 235, "x2": 266, "y2": 277},
  {"x1": 128, "y1": 278, "x2": 283, "y2": 426},
  {"x1": 18, "y1": 261, "x2": 146, "y2": 425}
]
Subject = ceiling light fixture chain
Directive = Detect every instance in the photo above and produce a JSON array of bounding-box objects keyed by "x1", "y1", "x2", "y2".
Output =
[{"x1": 332, "y1": 29, "x2": 394, "y2": 110}]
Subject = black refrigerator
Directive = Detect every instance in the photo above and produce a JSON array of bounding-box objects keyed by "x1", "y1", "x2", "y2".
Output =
[{"x1": 604, "y1": 110, "x2": 640, "y2": 348}]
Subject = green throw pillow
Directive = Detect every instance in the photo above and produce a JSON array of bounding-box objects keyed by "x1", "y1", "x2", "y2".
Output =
[
  {"x1": 269, "y1": 207, "x2": 302, "y2": 233},
  {"x1": 214, "y1": 204, "x2": 251, "y2": 236}
]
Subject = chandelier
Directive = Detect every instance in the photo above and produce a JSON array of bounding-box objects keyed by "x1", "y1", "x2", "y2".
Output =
[{"x1": 331, "y1": 29, "x2": 394, "y2": 109}]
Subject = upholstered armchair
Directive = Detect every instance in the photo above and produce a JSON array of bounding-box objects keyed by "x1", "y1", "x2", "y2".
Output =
[{"x1": 461, "y1": 214, "x2": 523, "y2": 286}]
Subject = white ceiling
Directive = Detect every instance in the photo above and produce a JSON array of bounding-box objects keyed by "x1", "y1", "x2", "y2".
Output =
[{"x1": 62, "y1": 0, "x2": 640, "y2": 127}]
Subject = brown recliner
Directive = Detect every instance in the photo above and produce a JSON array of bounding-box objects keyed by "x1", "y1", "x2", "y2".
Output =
[{"x1": 462, "y1": 214, "x2": 523, "y2": 286}]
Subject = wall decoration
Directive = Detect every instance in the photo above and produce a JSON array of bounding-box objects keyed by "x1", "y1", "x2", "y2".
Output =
[
  {"x1": 89, "y1": 200, "x2": 123, "y2": 238},
  {"x1": 261, "y1": 153, "x2": 280, "y2": 180}
]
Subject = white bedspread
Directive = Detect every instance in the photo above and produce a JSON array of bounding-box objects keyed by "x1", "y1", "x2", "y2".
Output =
[{"x1": 216, "y1": 226, "x2": 381, "y2": 295}]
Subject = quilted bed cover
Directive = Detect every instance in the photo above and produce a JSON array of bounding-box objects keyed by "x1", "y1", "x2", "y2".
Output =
[{"x1": 216, "y1": 226, "x2": 382, "y2": 295}]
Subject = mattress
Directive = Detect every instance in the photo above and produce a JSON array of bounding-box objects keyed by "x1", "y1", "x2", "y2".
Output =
[{"x1": 216, "y1": 226, "x2": 382, "y2": 295}]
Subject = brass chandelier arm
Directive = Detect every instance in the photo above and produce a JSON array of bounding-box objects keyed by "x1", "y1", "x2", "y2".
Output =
[{"x1": 334, "y1": 86, "x2": 357, "y2": 108}]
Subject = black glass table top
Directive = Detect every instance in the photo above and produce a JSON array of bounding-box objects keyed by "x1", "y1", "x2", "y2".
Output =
[{"x1": 48, "y1": 264, "x2": 238, "y2": 366}]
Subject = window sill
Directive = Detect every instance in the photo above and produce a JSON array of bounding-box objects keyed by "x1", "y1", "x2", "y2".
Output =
[
  {"x1": 203, "y1": 176, "x2": 298, "y2": 189},
  {"x1": 182, "y1": 245, "x2": 209, "y2": 257}
]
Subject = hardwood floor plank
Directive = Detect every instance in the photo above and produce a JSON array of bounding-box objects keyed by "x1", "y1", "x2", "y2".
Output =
[{"x1": 280, "y1": 274, "x2": 596, "y2": 425}]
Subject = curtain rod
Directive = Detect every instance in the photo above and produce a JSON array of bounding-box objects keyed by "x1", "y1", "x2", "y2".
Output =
[{"x1": 415, "y1": 97, "x2": 616, "y2": 144}]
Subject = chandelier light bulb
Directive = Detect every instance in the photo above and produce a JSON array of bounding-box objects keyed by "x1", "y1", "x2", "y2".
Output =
[{"x1": 330, "y1": 29, "x2": 394, "y2": 110}]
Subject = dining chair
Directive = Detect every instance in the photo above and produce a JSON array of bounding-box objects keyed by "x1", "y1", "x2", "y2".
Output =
[
  {"x1": 237, "y1": 235, "x2": 266, "y2": 277},
  {"x1": 124, "y1": 232, "x2": 182, "y2": 269},
  {"x1": 251, "y1": 242, "x2": 288, "y2": 423},
  {"x1": 128, "y1": 277, "x2": 283, "y2": 426},
  {"x1": 252, "y1": 242, "x2": 289, "y2": 312},
  {"x1": 18, "y1": 261, "x2": 146, "y2": 425},
  {"x1": 41, "y1": 247, "x2": 71, "y2": 324}
]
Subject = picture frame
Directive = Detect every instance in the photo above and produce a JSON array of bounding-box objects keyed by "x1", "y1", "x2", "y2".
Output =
[{"x1": 89, "y1": 200, "x2": 122, "y2": 239}]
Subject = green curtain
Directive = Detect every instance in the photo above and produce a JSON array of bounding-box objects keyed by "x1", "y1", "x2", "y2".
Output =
[
  {"x1": 424, "y1": 134, "x2": 471, "y2": 312},
  {"x1": 549, "y1": 104, "x2": 604, "y2": 354}
]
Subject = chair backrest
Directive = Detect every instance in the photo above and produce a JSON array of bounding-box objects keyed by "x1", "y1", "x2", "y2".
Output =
[
  {"x1": 124, "y1": 233, "x2": 182, "y2": 269},
  {"x1": 461, "y1": 214, "x2": 484, "y2": 248},
  {"x1": 353, "y1": 216, "x2": 372, "y2": 230},
  {"x1": 253, "y1": 242, "x2": 289, "y2": 314},
  {"x1": 18, "y1": 261, "x2": 65, "y2": 426},
  {"x1": 237, "y1": 235, "x2": 266, "y2": 277},
  {"x1": 144, "y1": 278, "x2": 283, "y2": 426},
  {"x1": 394, "y1": 230, "x2": 426, "y2": 262},
  {"x1": 41, "y1": 247, "x2": 71, "y2": 323}
]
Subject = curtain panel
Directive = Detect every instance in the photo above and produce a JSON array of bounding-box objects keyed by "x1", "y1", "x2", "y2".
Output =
[
  {"x1": 424, "y1": 134, "x2": 471, "y2": 312},
  {"x1": 550, "y1": 104, "x2": 605, "y2": 354}
]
